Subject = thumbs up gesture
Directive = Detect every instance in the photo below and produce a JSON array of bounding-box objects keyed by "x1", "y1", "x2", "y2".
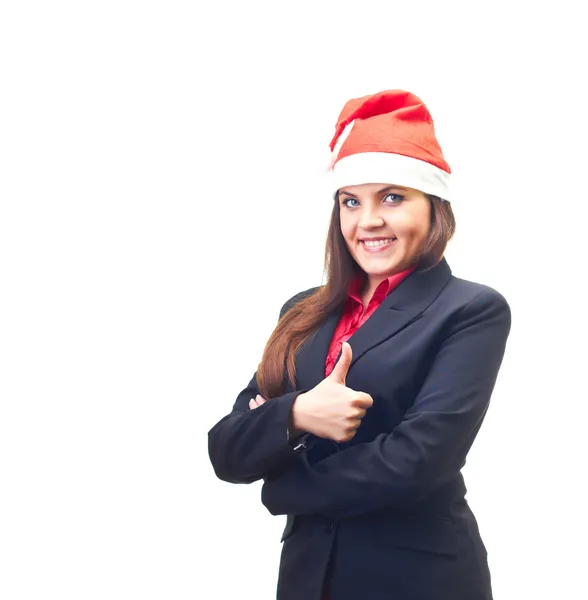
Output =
[{"x1": 290, "y1": 342, "x2": 373, "y2": 443}]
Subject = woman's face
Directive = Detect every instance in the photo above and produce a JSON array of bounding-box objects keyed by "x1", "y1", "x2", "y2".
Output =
[{"x1": 338, "y1": 183, "x2": 431, "y2": 285}]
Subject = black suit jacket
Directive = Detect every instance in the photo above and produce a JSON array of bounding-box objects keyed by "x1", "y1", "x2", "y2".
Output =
[{"x1": 208, "y1": 258, "x2": 511, "y2": 600}]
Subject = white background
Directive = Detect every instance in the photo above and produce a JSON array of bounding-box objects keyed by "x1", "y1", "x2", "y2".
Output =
[{"x1": 1, "y1": 1, "x2": 587, "y2": 599}]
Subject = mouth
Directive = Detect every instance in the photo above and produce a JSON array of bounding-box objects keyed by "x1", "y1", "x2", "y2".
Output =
[{"x1": 359, "y1": 237, "x2": 397, "y2": 252}]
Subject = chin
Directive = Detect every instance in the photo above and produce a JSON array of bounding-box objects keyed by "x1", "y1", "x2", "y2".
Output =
[
  {"x1": 368, "y1": 260, "x2": 407, "y2": 277},
  {"x1": 362, "y1": 258, "x2": 402, "y2": 272}
]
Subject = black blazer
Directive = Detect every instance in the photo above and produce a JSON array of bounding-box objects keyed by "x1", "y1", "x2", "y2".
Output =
[{"x1": 208, "y1": 257, "x2": 511, "y2": 600}]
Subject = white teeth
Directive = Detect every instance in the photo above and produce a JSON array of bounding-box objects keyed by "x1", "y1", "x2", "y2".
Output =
[{"x1": 363, "y1": 238, "x2": 395, "y2": 247}]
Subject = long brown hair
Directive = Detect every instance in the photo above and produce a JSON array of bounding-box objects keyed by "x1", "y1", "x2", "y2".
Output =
[{"x1": 255, "y1": 194, "x2": 456, "y2": 398}]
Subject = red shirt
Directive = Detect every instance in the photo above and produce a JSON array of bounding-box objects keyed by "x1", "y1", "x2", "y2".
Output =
[{"x1": 324, "y1": 266, "x2": 417, "y2": 378}]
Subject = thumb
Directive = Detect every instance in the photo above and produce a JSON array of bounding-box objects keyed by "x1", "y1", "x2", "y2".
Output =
[{"x1": 329, "y1": 341, "x2": 352, "y2": 385}]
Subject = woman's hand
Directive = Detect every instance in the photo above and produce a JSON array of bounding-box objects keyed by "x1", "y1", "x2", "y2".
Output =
[
  {"x1": 249, "y1": 394, "x2": 267, "y2": 410},
  {"x1": 291, "y1": 342, "x2": 373, "y2": 442}
]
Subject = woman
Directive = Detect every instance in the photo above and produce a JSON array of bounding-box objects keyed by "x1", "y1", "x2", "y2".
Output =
[{"x1": 208, "y1": 89, "x2": 511, "y2": 600}]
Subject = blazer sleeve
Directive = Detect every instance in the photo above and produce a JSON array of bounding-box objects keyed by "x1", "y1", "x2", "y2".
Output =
[
  {"x1": 207, "y1": 289, "x2": 317, "y2": 484},
  {"x1": 261, "y1": 290, "x2": 512, "y2": 518}
]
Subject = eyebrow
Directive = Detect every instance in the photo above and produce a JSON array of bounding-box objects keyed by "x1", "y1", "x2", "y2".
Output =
[{"x1": 339, "y1": 185, "x2": 408, "y2": 197}]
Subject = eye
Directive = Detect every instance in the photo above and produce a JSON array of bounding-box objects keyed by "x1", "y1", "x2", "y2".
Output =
[
  {"x1": 383, "y1": 193, "x2": 404, "y2": 204},
  {"x1": 341, "y1": 197, "x2": 359, "y2": 208}
]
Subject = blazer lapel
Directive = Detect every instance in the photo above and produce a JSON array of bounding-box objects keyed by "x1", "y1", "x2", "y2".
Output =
[
  {"x1": 294, "y1": 258, "x2": 452, "y2": 390},
  {"x1": 346, "y1": 257, "x2": 452, "y2": 370}
]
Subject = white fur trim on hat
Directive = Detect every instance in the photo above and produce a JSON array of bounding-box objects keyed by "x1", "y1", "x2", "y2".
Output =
[{"x1": 331, "y1": 152, "x2": 451, "y2": 202}]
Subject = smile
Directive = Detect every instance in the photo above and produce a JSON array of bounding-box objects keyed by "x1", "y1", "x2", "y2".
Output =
[{"x1": 360, "y1": 238, "x2": 397, "y2": 252}]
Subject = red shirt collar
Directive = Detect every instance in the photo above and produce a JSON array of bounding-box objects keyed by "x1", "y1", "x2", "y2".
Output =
[{"x1": 348, "y1": 265, "x2": 418, "y2": 303}]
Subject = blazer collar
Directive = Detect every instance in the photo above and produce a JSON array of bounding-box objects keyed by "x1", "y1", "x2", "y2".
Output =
[{"x1": 294, "y1": 257, "x2": 453, "y2": 390}]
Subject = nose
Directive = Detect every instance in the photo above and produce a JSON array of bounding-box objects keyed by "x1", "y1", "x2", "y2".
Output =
[{"x1": 358, "y1": 204, "x2": 385, "y2": 230}]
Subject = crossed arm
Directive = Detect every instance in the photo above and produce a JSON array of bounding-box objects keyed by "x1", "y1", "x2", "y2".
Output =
[
  {"x1": 207, "y1": 292, "x2": 315, "y2": 484},
  {"x1": 260, "y1": 291, "x2": 511, "y2": 519}
]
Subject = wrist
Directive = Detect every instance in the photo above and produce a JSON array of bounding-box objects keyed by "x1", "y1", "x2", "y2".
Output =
[{"x1": 289, "y1": 392, "x2": 309, "y2": 436}]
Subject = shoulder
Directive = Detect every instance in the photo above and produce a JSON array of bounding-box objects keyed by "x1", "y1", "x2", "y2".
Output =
[
  {"x1": 279, "y1": 285, "x2": 322, "y2": 319},
  {"x1": 448, "y1": 275, "x2": 509, "y2": 308},
  {"x1": 441, "y1": 275, "x2": 511, "y2": 329}
]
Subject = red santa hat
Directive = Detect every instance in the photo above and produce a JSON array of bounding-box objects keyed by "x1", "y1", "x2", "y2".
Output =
[{"x1": 329, "y1": 90, "x2": 451, "y2": 202}]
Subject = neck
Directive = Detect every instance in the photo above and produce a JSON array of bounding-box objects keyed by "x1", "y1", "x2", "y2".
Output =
[{"x1": 360, "y1": 278, "x2": 381, "y2": 307}]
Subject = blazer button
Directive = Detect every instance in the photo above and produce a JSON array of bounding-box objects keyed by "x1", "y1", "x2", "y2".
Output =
[{"x1": 322, "y1": 519, "x2": 335, "y2": 533}]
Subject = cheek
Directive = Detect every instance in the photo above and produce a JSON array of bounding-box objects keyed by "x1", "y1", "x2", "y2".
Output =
[
  {"x1": 339, "y1": 217, "x2": 355, "y2": 244},
  {"x1": 395, "y1": 210, "x2": 430, "y2": 240}
]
